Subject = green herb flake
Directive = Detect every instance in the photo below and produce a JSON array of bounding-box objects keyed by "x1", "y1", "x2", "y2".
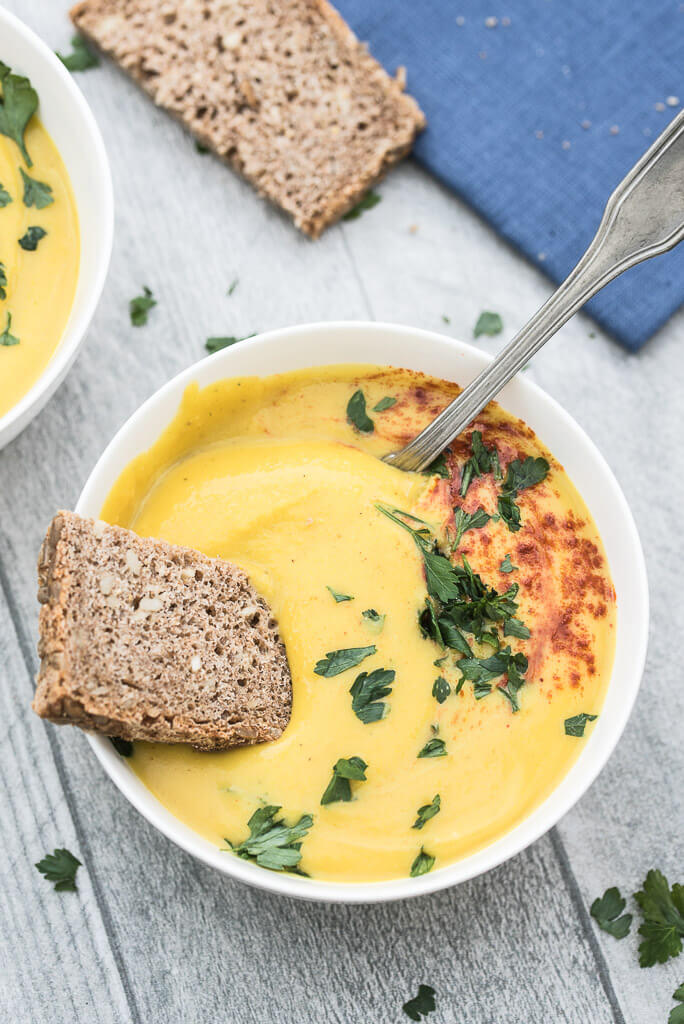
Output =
[
  {"x1": 474, "y1": 680, "x2": 492, "y2": 700},
  {"x1": 225, "y1": 805, "x2": 312, "y2": 872},
  {"x1": 347, "y1": 389, "x2": 374, "y2": 433},
  {"x1": 361, "y1": 608, "x2": 385, "y2": 633},
  {"x1": 18, "y1": 225, "x2": 47, "y2": 251},
  {"x1": 342, "y1": 189, "x2": 381, "y2": 220},
  {"x1": 0, "y1": 182, "x2": 11, "y2": 207},
  {"x1": 326, "y1": 586, "x2": 353, "y2": 603},
  {"x1": 20, "y1": 168, "x2": 53, "y2": 209},
  {"x1": 349, "y1": 667, "x2": 394, "y2": 723},
  {"x1": 56, "y1": 35, "x2": 100, "y2": 72},
  {"x1": 459, "y1": 430, "x2": 501, "y2": 497},
  {"x1": 0, "y1": 311, "x2": 19, "y2": 346},
  {"x1": 35, "y1": 847, "x2": 81, "y2": 891},
  {"x1": 432, "y1": 676, "x2": 450, "y2": 704},
  {"x1": 564, "y1": 713, "x2": 598, "y2": 737},
  {"x1": 474, "y1": 310, "x2": 503, "y2": 337},
  {"x1": 0, "y1": 262, "x2": 6, "y2": 301},
  {"x1": 195, "y1": 140, "x2": 210, "y2": 154},
  {"x1": 590, "y1": 887, "x2": 633, "y2": 940},
  {"x1": 423, "y1": 451, "x2": 450, "y2": 478},
  {"x1": 417, "y1": 737, "x2": 446, "y2": 759},
  {"x1": 110, "y1": 736, "x2": 133, "y2": 757},
  {"x1": 442, "y1": 314, "x2": 451, "y2": 324},
  {"x1": 403, "y1": 984, "x2": 436, "y2": 1021},
  {"x1": 129, "y1": 285, "x2": 156, "y2": 326},
  {"x1": 669, "y1": 985, "x2": 684, "y2": 1024},
  {"x1": 227, "y1": 277, "x2": 239, "y2": 295},
  {"x1": 409, "y1": 847, "x2": 435, "y2": 878},
  {"x1": 497, "y1": 456, "x2": 550, "y2": 533},
  {"x1": 504, "y1": 617, "x2": 531, "y2": 639},
  {"x1": 320, "y1": 756, "x2": 367, "y2": 805},
  {"x1": 500, "y1": 553, "x2": 517, "y2": 573},
  {"x1": 453, "y1": 506, "x2": 491, "y2": 547},
  {"x1": 314, "y1": 645, "x2": 376, "y2": 677},
  {"x1": 412, "y1": 794, "x2": 441, "y2": 830},
  {"x1": 0, "y1": 62, "x2": 38, "y2": 166},
  {"x1": 205, "y1": 333, "x2": 255, "y2": 353},
  {"x1": 373, "y1": 395, "x2": 396, "y2": 412},
  {"x1": 634, "y1": 869, "x2": 684, "y2": 967}
]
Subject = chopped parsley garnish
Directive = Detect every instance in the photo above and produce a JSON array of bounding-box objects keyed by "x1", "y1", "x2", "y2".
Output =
[
  {"x1": 0, "y1": 182, "x2": 11, "y2": 207},
  {"x1": 314, "y1": 645, "x2": 376, "y2": 677},
  {"x1": 590, "y1": 887, "x2": 633, "y2": 939},
  {"x1": 417, "y1": 737, "x2": 446, "y2": 758},
  {"x1": 403, "y1": 984, "x2": 436, "y2": 1021},
  {"x1": 0, "y1": 262, "x2": 6, "y2": 301},
  {"x1": 432, "y1": 676, "x2": 450, "y2": 704},
  {"x1": 504, "y1": 617, "x2": 531, "y2": 639},
  {"x1": 225, "y1": 805, "x2": 312, "y2": 872},
  {"x1": 423, "y1": 451, "x2": 450, "y2": 478},
  {"x1": 0, "y1": 311, "x2": 19, "y2": 346},
  {"x1": 669, "y1": 985, "x2": 684, "y2": 1024},
  {"x1": 412, "y1": 794, "x2": 440, "y2": 830},
  {"x1": 634, "y1": 869, "x2": 684, "y2": 967},
  {"x1": 362, "y1": 608, "x2": 385, "y2": 633},
  {"x1": 18, "y1": 225, "x2": 47, "y2": 251},
  {"x1": 205, "y1": 333, "x2": 255, "y2": 353},
  {"x1": 326, "y1": 586, "x2": 353, "y2": 603},
  {"x1": 20, "y1": 167, "x2": 53, "y2": 208},
  {"x1": 346, "y1": 389, "x2": 374, "y2": 433},
  {"x1": 35, "y1": 847, "x2": 81, "y2": 891},
  {"x1": 0, "y1": 62, "x2": 38, "y2": 166},
  {"x1": 497, "y1": 456, "x2": 550, "y2": 532},
  {"x1": 350, "y1": 668, "x2": 394, "y2": 723},
  {"x1": 564, "y1": 713, "x2": 597, "y2": 737},
  {"x1": 453, "y1": 506, "x2": 491, "y2": 547},
  {"x1": 410, "y1": 847, "x2": 435, "y2": 877},
  {"x1": 129, "y1": 285, "x2": 156, "y2": 326},
  {"x1": 342, "y1": 189, "x2": 381, "y2": 220},
  {"x1": 195, "y1": 140, "x2": 210, "y2": 154},
  {"x1": 227, "y1": 277, "x2": 239, "y2": 295},
  {"x1": 373, "y1": 396, "x2": 396, "y2": 412},
  {"x1": 500, "y1": 553, "x2": 517, "y2": 573},
  {"x1": 110, "y1": 736, "x2": 133, "y2": 757},
  {"x1": 56, "y1": 35, "x2": 100, "y2": 72},
  {"x1": 474, "y1": 680, "x2": 492, "y2": 699},
  {"x1": 320, "y1": 756, "x2": 367, "y2": 805},
  {"x1": 474, "y1": 310, "x2": 503, "y2": 337},
  {"x1": 459, "y1": 430, "x2": 501, "y2": 497}
]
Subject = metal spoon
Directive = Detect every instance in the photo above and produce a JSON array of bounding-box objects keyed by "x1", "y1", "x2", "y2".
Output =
[{"x1": 384, "y1": 109, "x2": 684, "y2": 472}]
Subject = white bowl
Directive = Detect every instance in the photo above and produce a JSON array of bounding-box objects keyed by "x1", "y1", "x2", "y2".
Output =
[
  {"x1": 0, "y1": 9, "x2": 113, "y2": 450},
  {"x1": 77, "y1": 322, "x2": 649, "y2": 903}
]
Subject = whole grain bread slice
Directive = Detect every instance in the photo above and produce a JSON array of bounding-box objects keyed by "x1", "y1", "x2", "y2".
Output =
[
  {"x1": 70, "y1": 0, "x2": 425, "y2": 237},
  {"x1": 33, "y1": 511, "x2": 292, "y2": 751}
]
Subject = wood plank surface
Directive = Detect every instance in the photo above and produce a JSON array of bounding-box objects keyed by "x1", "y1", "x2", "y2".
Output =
[{"x1": 1, "y1": 3, "x2": 682, "y2": 1021}]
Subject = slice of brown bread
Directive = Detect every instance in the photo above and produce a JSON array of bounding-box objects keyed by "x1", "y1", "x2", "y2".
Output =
[
  {"x1": 70, "y1": 0, "x2": 425, "y2": 237},
  {"x1": 33, "y1": 511, "x2": 292, "y2": 751}
]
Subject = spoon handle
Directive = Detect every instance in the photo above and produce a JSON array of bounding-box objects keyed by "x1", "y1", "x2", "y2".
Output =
[{"x1": 385, "y1": 109, "x2": 684, "y2": 473}]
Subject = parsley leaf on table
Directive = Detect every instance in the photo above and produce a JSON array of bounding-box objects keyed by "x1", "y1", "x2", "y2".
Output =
[
  {"x1": 412, "y1": 794, "x2": 441, "y2": 830},
  {"x1": 225, "y1": 805, "x2": 312, "y2": 872},
  {"x1": 410, "y1": 848, "x2": 435, "y2": 878},
  {"x1": 474, "y1": 310, "x2": 503, "y2": 337},
  {"x1": 56, "y1": 35, "x2": 100, "y2": 72},
  {"x1": 349, "y1": 668, "x2": 394, "y2": 723},
  {"x1": 0, "y1": 62, "x2": 38, "y2": 166},
  {"x1": 205, "y1": 333, "x2": 255, "y2": 353},
  {"x1": 347, "y1": 389, "x2": 374, "y2": 433},
  {"x1": 20, "y1": 168, "x2": 53, "y2": 209},
  {"x1": 342, "y1": 190, "x2": 381, "y2": 220},
  {"x1": 590, "y1": 887, "x2": 633, "y2": 939},
  {"x1": 314, "y1": 645, "x2": 376, "y2": 677},
  {"x1": 320, "y1": 756, "x2": 367, "y2": 805},
  {"x1": 326, "y1": 586, "x2": 353, "y2": 603},
  {"x1": 634, "y1": 869, "x2": 684, "y2": 967},
  {"x1": 18, "y1": 225, "x2": 47, "y2": 251},
  {"x1": 129, "y1": 285, "x2": 156, "y2": 326},
  {"x1": 564, "y1": 713, "x2": 597, "y2": 737},
  {"x1": 403, "y1": 985, "x2": 437, "y2": 1021},
  {"x1": 669, "y1": 985, "x2": 684, "y2": 1024},
  {"x1": 0, "y1": 312, "x2": 19, "y2": 346},
  {"x1": 35, "y1": 848, "x2": 81, "y2": 891}
]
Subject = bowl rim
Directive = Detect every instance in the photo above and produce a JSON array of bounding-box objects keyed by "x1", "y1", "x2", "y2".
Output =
[
  {"x1": 76, "y1": 320, "x2": 649, "y2": 903},
  {"x1": 0, "y1": 7, "x2": 114, "y2": 445}
]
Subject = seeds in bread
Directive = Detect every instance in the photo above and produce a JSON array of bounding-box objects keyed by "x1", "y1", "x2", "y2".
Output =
[
  {"x1": 69, "y1": 0, "x2": 425, "y2": 237},
  {"x1": 33, "y1": 511, "x2": 292, "y2": 750}
]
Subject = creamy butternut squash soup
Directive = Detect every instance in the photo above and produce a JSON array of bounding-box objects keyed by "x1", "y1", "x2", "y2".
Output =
[
  {"x1": 0, "y1": 62, "x2": 79, "y2": 419},
  {"x1": 102, "y1": 365, "x2": 616, "y2": 883}
]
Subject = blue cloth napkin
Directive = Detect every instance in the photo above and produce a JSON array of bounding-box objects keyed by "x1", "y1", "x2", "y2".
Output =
[{"x1": 335, "y1": 0, "x2": 683, "y2": 350}]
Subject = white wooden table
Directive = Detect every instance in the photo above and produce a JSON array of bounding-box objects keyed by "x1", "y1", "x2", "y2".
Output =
[{"x1": 1, "y1": 3, "x2": 682, "y2": 1022}]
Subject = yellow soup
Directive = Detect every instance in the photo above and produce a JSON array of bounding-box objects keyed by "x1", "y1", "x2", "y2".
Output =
[
  {"x1": 102, "y1": 365, "x2": 616, "y2": 883},
  {"x1": 0, "y1": 119, "x2": 79, "y2": 419}
]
